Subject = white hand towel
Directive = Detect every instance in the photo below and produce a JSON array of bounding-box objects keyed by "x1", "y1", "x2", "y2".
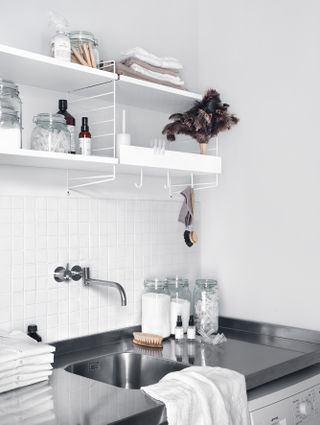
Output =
[
  {"x1": 23, "y1": 352, "x2": 54, "y2": 365},
  {"x1": 0, "y1": 330, "x2": 55, "y2": 365},
  {"x1": 121, "y1": 47, "x2": 183, "y2": 70},
  {"x1": 142, "y1": 366, "x2": 250, "y2": 425},
  {"x1": 0, "y1": 375, "x2": 50, "y2": 394}
]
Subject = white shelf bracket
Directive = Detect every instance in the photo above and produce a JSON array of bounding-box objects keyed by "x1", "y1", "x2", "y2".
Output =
[
  {"x1": 165, "y1": 169, "x2": 219, "y2": 198},
  {"x1": 134, "y1": 168, "x2": 144, "y2": 189},
  {"x1": 67, "y1": 165, "x2": 116, "y2": 192}
]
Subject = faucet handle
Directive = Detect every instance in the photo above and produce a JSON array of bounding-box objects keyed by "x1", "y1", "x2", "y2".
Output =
[{"x1": 70, "y1": 265, "x2": 83, "y2": 281}]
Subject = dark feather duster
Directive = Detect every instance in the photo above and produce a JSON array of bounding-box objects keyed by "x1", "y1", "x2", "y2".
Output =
[{"x1": 162, "y1": 89, "x2": 239, "y2": 144}]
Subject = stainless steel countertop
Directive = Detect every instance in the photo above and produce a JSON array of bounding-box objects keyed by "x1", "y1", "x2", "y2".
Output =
[{"x1": 1, "y1": 318, "x2": 320, "y2": 425}]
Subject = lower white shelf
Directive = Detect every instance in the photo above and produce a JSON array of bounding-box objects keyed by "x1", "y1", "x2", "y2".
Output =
[
  {"x1": 0, "y1": 146, "x2": 221, "y2": 181},
  {"x1": 0, "y1": 149, "x2": 118, "y2": 172},
  {"x1": 119, "y1": 145, "x2": 221, "y2": 175}
]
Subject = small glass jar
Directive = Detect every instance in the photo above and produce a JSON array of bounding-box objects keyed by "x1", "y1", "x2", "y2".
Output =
[
  {"x1": 69, "y1": 31, "x2": 100, "y2": 68},
  {"x1": 141, "y1": 279, "x2": 171, "y2": 338},
  {"x1": 0, "y1": 79, "x2": 22, "y2": 147},
  {"x1": 167, "y1": 277, "x2": 191, "y2": 334},
  {"x1": 193, "y1": 279, "x2": 219, "y2": 334},
  {"x1": 31, "y1": 113, "x2": 71, "y2": 153},
  {"x1": 0, "y1": 108, "x2": 21, "y2": 152}
]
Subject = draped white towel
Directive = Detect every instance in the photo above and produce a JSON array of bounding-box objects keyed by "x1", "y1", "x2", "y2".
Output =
[{"x1": 142, "y1": 366, "x2": 250, "y2": 425}]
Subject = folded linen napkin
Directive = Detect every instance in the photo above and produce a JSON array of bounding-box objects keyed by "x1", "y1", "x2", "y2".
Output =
[
  {"x1": 121, "y1": 47, "x2": 183, "y2": 70},
  {"x1": 142, "y1": 366, "x2": 250, "y2": 425},
  {"x1": 116, "y1": 62, "x2": 186, "y2": 90},
  {"x1": 0, "y1": 353, "x2": 54, "y2": 372},
  {"x1": 130, "y1": 63, "x2": 184, "y2": 86},
  {"x1": 123, "y1": 57, "x2": 180, "y2": 76}
]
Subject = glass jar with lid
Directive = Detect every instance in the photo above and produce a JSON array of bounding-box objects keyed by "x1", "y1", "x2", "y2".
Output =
[
  {"x1": 0, "y1": 108, "x2": 21, "y2": 152},
  {"x1": 0, "y1": 79, "x2": 22, "y2": 149},
  {"x1": 167, "y1": 277, "x2": 191, "y2": 334},
  {"x1": 69, "y1": 31, "x2": 100, "y2": 68},
  {"x1": 142, "y1": 279, "x2": 171, "y2": 338},
  {"x1": 193, "y1": 279, "x2": 219, "y2": 334},
  {"x1": 31, "y1": 113, "x2": 71, "y2": 153}
]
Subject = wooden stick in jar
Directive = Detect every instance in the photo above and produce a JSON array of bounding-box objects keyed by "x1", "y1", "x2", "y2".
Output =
[
  {"x1": 88, "y1": 43, "x2": 96, "y2": 68},
  {"x1": 71, "y1": 48, "x2": 89, "y2": 66},
  {"x1": 83, "y1": 43, "x2": 92, "y2": 67}
]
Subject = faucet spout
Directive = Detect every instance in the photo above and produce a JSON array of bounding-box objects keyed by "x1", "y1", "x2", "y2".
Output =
[{"x1": 83, "y1": 267, "x2": 127, "y2": 306}]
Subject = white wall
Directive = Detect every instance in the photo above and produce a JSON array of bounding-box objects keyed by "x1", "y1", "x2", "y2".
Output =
[
  {"x1": 198, "y1": 0, "x2": 320, "y2": 330},
  {"x1": 0, "y1": 0, "x2": 198, "y2": 89}
]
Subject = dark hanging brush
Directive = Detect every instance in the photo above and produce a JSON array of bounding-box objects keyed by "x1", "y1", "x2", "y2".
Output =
[{"x1": 184, "y1": 227, "x2": 198, "y2": 248}]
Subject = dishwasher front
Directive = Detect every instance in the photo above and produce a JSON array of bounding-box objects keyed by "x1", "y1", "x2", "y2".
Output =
[{"x1": 248, "y1": 364, "x2": 320, "y2": 425}]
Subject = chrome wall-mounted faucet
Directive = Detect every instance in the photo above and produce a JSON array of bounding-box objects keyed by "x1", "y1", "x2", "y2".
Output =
[{"x1": 54, "y1": 264, "x2": 127, "y2": 306}]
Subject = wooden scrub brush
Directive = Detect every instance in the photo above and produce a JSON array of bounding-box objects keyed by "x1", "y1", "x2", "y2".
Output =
[{"x1": 133, "y1": 332, "x2": 163, "y2": 348}]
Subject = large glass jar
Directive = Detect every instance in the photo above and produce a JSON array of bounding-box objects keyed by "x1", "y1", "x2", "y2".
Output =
[
  {"x1": 167, "y1": 277, "x2": 191, "y2": 334},
  {"x1": 193, "y1": 279, "x2": 219, "y2": 334},
  {"x1": 0, "y1": 79, "x2": 22, "y2": 148},
  {"x1": 0, "y1": 108, "x2": 21, "y2": 152},
  {"x1": 142, "y1": 279, "x2": 171, "y2": 338},
  {"x1": 31, "y1": 113, "x2": 70, "y2": 153},
  {"x1": 69, "y1": 31, "x2": 100, "y2": 68}
]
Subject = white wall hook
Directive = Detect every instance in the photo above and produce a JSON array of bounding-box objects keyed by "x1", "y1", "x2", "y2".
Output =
[{"x1": 134, "y1": 168, "x2": 144, "y2": 189}]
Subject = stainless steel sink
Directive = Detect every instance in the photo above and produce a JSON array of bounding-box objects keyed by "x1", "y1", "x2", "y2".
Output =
[{"x1": 65, "y1": 352, "x2": 187, "y2": 389}]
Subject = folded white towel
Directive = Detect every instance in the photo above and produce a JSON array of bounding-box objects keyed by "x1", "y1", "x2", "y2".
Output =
[
  {"x1": 0, "y1": 375, "x2": 50, "y2": 394},
  {"x1": 130, "y1": 63, "x2": 184, "y2": 86},
  {"x1": 121, "y1": 47, "x2": 183, "y2": 70},
  {"x1": 0, "y1": 330, "x2": 55, "y2": 365},
  {"x1": 142, "y1": 366, "x2": 250, "y2": 425},
  {"x1": 0, "y1": 364, "x2": 53, "y2": 379},
  {"x1": 0, "y1": 370, "x2": 52, "y2": 388}
]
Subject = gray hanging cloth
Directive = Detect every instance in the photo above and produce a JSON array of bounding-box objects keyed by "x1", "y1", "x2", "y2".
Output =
[{"x1": 178, "y1": 186, "x2": 194, "y2": 227}]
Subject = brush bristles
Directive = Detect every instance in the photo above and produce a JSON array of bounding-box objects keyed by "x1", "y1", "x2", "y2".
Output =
[{"x1": 133, "y1": 332, "x2": 163, "y2": 348}]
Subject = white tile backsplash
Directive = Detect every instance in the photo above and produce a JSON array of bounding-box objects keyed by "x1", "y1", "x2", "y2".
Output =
[{"x1": 0, "y1": 196, "x2": 200, "y2": 342}]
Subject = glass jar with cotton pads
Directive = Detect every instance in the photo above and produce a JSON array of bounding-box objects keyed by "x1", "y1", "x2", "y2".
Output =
[
  {"x1": 31, "y1": 113, "x2": 70, "y2": 153},
  {"x1": 193, "y1": 279, "x2": 219, "y2": 335}
]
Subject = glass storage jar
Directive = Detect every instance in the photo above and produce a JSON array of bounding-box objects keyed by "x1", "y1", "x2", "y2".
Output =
[
  {"x1": 0, "y1": 108, "x2": 21, "y2": 152},
  {"x1": 31, "y1": 113, "x2": 71, "y2": 153},
  {"x1": 0, "y1": 79, "x2": 22, "y2": 148},
  {"x1": 69, "y1": 31, "x2": 100, "y2": 68},
  {"x1": 142, "y1": 279, "x2": 171, "y2": 338},
  {"x1": 167, "y1": 277, "x2": 191, "y2": 334},
  {"x1": 193, "y1": 279, "x2": 219, "y2": 334}
]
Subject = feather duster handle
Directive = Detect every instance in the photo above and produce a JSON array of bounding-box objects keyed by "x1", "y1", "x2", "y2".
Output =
[{"x1": 162, "y1": 89, "x2": 239, "y2": 153}]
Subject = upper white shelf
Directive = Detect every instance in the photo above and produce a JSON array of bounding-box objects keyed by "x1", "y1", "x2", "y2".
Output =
[
  {"x1": 117, "y1": 75, "x2": 202, "y2": 113},
  {"x1": 0, "y1": 149, "x2": 118, "y2": 172},
  {"x1": 0, "y1": 44, "x2": 202, "y2": 112},
  {"x1": 0, "y1": 44, "x2": 117, "y2": 92}
]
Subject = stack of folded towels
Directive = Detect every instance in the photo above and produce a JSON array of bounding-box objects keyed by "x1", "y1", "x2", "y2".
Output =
[
  {"x1": 116, "y1": 47, "x2": 185, "y2": 89},
  {"x1": 0, "y1": 380, "x2": 55, "y2": 425},
  {"x1": 0, "y1": 330, "x2": 55, "y2": 394}
]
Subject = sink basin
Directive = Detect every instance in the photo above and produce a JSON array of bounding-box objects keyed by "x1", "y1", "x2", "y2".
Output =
[{"x1": 66, "y1": 352, "x2": 187, "y2": 389}]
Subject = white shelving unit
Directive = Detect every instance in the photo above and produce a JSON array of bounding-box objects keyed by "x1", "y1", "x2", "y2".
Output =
[{"x1": 0, "y1": 44, "x2": 221, "y2": 194}]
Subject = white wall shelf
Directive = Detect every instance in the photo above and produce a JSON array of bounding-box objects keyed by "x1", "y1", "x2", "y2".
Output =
[
  {"x1": 0, "y1": 44, "x2": 117, "y2": 92},
  {"x1": 0, "y1": 149, "x2": 118, "y2": 172},
  {"x1": 117, "y1": 75, "x2": 202, "y2": 113},
  {"x1": 119, "y1": 145, "x2": 221, "y2": 176}
]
